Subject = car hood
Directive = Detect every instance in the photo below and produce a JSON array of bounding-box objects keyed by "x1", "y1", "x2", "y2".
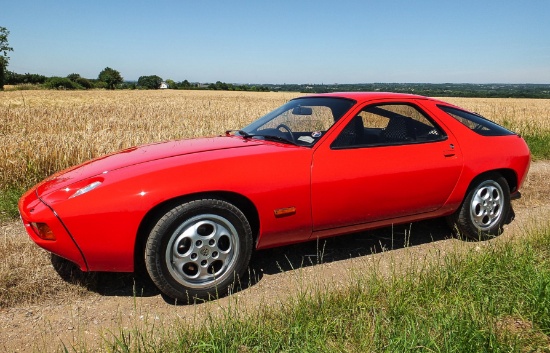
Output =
[{"x1": 35, "y1": 136, "x2": 264, "y2": 196}]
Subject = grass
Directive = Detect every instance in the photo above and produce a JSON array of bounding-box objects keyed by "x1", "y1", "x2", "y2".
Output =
[
  {"x1": 93, "y1": 221, "x2": 550, "y2": 352},
  {"x1": 0, "y1": 185, "x2": 24, "y2": 220},
  {"x1": 4, "y1": 217, "x2": 550, "y2": 351},
  {"x1": 0, "y1": 222, "x2": 93, "y2": 308},
  {"x1": 521, "y1": 134, "x2": 550, "y2": 160}
]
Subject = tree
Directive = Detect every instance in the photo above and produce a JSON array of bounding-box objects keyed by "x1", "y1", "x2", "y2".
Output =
[
  {"x1": 67, "y1": 73, "x2": 92, "y2": 89},
  {"x1": 44, "y1": 77, "x2": 82, "y2": 90},
  {"x1": 0, "y1": 26, "x2": 14, "y2": 90},
  {"x1": 137, "y1": 75, "x2": 163, "y2": 89},
  {"x1": 67, "y1": 73, "x2": 81, "y2": 81},
  {"x1": 76, "y1": 77, "x2": 93, "y2": 89},
  {"x1": 215, "y1": 81, "x2": 229, "y2": 90},
  {"x1": 165, "y1": 79, "x2": 177, "y2": 89},
  {"x1": 6, "y1": 71, "x2": 46, "y2": 85},
  {"x1": 98, "y1": 67, "x2": 123, "y2": 90}
]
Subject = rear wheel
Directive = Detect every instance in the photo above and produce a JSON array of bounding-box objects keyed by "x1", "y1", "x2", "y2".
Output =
[
  {"x1": 447, "y1": 176, "x2": 511, "y2": 240},
  {"x1": 145, "y1": 199, "x2": 253, "y2": 302}
]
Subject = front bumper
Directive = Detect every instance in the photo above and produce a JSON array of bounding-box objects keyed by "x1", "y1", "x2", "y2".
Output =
[{"x1": 18, "y1": 188, "x2": 88, "y2": 271}]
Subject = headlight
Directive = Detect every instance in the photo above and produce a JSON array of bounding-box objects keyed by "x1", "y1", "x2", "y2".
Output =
[{"x1": 69, "y1": 181, "x2": 102, "y2": 198}]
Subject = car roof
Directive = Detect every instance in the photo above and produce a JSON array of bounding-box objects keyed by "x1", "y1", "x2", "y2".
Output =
[{"x1": 302, "y1": 92, "x2": 444, "y2": 104}]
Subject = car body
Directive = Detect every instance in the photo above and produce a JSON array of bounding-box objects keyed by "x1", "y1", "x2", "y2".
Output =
[{"x1": 19, "y1": 92, "x2": 530, "y2": 301}]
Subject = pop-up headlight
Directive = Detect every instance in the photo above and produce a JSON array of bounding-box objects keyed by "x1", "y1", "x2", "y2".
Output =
[{"x1": 69, "y1": 181, "x2": 102, "y2": 199}]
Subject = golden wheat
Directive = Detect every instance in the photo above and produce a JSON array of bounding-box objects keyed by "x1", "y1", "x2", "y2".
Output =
[
  {"x1": 1, "y1": 91, "x2": 549, "y2": 189},
  {"x1": 0, "y1": 90, "x2": 301, "y2": 188}
]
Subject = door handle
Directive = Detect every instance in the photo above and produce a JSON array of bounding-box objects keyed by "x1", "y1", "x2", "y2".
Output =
[{"x1": 444, "y1": 150, "x2": 456, "y2": 157}]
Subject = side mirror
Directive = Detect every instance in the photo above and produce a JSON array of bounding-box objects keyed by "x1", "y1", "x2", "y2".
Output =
[{"x1": 292, "y1": 106, "x2": 313, "y2": 115}]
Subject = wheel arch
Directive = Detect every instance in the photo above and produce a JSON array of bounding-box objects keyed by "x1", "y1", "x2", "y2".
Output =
[
  {"x1": 133, "y1": 191, "x2": 260, "y2": 276},
  {"x1": 467, "y1": 168, "x2": 518, "y2": 195},
  {"x1": 447, "y1": 167, "x2": 516, "y2": 240}
]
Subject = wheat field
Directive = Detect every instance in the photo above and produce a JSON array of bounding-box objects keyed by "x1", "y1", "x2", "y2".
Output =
[
  {"x1": 1, "y1": 90, "x2": 549, "y2": 190},
  {"x1": 0, "y1": 90, "x2": 300, "y2": 189}
]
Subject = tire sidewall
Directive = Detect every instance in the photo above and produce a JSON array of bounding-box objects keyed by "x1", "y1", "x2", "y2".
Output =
[{"x1": 455, "y1": 175, "x2": 511, "y2": 240}]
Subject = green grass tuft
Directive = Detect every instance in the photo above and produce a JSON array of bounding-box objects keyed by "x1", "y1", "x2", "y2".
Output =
[
  {"x1": 0, "y1": 185, "x2": 25, "y2": 222},
  {"x1": 523, "y1": 133, "x2": 550, "y2": 160}
]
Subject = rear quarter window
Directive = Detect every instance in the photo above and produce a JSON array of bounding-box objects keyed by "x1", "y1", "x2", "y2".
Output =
[{"x1": 438, "y1": 105, "x2": 515, "y2": 136}]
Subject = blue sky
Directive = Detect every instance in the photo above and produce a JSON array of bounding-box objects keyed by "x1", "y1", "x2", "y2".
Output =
[{"x1": 2, "y1": 1, "x2": 549, "y2": 84}]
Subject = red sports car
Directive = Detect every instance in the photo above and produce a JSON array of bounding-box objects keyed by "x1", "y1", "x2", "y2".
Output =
[{"x1": 19, "y1": 92, "x2": 530, "y2": 302}]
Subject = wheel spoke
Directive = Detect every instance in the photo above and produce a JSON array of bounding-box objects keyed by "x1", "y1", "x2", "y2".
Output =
[
  {"x1": 198, "y1": 262, "x2": 212, "y2": 278},
  {"x1": 216, "y1": 249, "x2": 230, "y2": 262},
  {"x1": 164, "y1": 213, "x2": 240, "y2": 289},
  {"x1": 469, "y1": 180, "x2": 505, "y2": 231}
]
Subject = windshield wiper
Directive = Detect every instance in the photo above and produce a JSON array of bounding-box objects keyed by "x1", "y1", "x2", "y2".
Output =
[
  {"x1": 225, "y1": 130, "x2": 297, "y2": 145},
  {"x1": 225, "y1": 129, "x2": 250, "y2": 136}
]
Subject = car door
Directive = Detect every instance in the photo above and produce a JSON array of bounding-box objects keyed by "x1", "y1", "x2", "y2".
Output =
[{"x1": 311, "y1": 100, "x2": 463, "y2": 232}]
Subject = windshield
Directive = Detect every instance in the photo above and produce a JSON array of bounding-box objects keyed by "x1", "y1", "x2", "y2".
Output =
[{"x1": 239, "y1": 97, "x2": 356, "y2": 147}]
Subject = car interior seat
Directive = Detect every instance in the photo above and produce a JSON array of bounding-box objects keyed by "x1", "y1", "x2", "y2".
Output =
[
  {"x1": 381, "y1": 116, "x2": 409, "y2": 142},
  {"x1": 332, "y1": 116, "x2": 364, "y2": 147}
]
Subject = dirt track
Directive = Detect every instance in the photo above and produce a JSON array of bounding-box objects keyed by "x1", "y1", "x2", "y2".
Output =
[{"x1": 1, "y1": 161, "x2": 549, "y2": 352}]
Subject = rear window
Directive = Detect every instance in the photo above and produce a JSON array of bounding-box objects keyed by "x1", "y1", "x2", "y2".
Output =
[{"x1": 438, "y1": 105, "x2": 515, "y2": 136}]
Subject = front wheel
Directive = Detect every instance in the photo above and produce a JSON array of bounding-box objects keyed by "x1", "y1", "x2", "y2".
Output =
[
  {"x1": 145, "y1": 199, "x2": 253, "y2": 303},
  {"x1": 447, "y1": 176, "x2": 511, "y2": 240}
]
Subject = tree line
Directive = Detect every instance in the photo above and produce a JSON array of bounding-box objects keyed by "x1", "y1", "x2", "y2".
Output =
[
  {"x1": 5, "y1": 68, "x2": 550, "y2": 98},
  {"x1": 266, "y1": 83, "x2": 550, "y2": 99},
  {"x1": 4, "y1": 68, "x2": 270, "y2": 92}
]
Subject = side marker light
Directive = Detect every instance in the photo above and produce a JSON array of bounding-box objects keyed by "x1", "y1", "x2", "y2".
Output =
[
  {"x1": 274, "y1": 207, "x2": 296, "y2": 218},
  {"x1": 31, "y1": 222, "x2": 56, "y2": 240}
]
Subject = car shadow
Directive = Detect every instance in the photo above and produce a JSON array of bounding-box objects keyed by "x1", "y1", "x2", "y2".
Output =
[
  {"x1": 243, "y1": 217, "x2": 452, "y2": 285},
  {"x1": 50, "y1": 254, "x2": 161, "y2": 297},
  {"x1": 51, "y1": 218, "x2": 454, "y2": 301}
]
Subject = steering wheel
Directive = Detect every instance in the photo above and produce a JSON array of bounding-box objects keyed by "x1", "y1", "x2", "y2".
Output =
[{"x1": 276, "y1": 123, "x2": 296, "y2": 142}]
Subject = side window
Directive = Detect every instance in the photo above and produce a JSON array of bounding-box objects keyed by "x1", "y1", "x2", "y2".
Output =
[
  {"x1": 332, "y1": 103, "x2": 447, "y2": 149},
  {"x1": 437, "y1": 105, "x2": 515, "y2": 136}
]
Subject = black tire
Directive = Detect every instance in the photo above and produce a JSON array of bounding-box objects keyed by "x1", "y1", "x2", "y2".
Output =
[
  {"x1": 145, "y1": 199, "x2": 253, "y2": 303},
  {"x1": 447, "y1": 175, "x2": 511, "y2": 241}
]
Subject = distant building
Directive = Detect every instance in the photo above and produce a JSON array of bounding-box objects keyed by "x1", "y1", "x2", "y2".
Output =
[{"x1": 159, "y1": 82, "x2": 168, "y2": 89}]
